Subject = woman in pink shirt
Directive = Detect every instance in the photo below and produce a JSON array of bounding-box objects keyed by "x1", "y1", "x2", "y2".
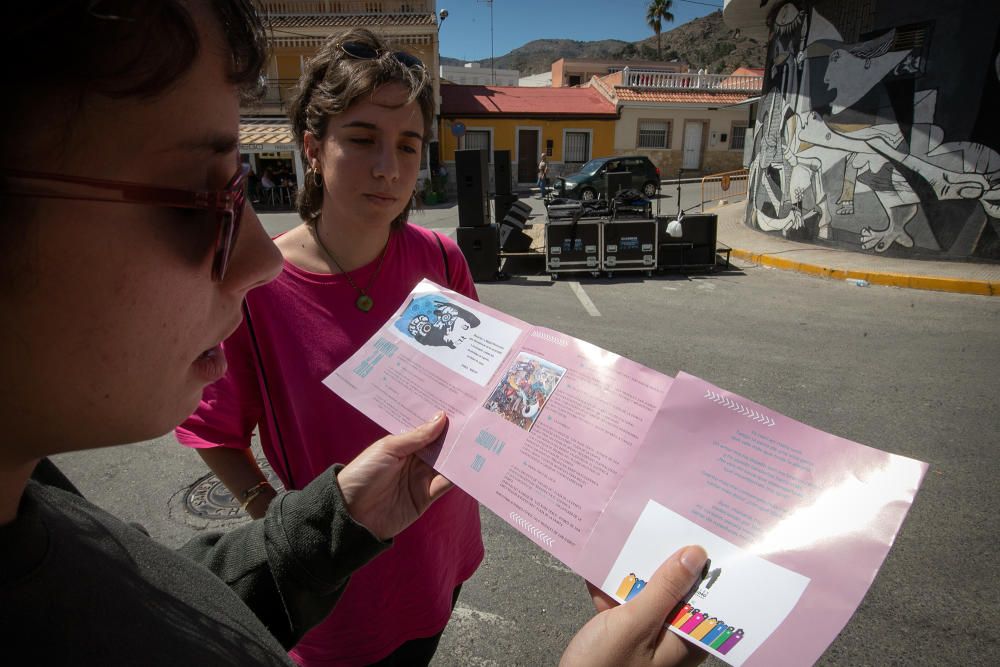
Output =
[{"x1": 176, "y1": 28, "x2": 483, "y2": 666}]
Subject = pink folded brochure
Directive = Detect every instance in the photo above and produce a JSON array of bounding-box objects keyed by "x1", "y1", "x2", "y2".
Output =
[{"x1": 323, "y1": 279, "x2": 927, "y2": 666}]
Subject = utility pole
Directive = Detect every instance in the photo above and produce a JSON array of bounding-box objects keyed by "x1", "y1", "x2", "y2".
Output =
[{"x1": 478, "y1": 0, "x2": 495, "y2": 84}]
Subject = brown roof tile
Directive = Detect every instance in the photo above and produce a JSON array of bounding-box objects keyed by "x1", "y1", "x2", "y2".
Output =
[
  {"x1": 614, "y1": 90, "x2": 752, "y2": 105},
  {"x1": 441, "y1": 85, "x2": 617, "y2": 117}
]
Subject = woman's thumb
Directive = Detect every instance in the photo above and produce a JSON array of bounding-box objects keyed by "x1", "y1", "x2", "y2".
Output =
[{"x1": 626, "y1": 545, "x2": 708, "y2": 634}]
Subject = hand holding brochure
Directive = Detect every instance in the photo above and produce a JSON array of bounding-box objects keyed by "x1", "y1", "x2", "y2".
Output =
[{"x1": 322, "y1": 279, "x2": 926, "y2": 666}]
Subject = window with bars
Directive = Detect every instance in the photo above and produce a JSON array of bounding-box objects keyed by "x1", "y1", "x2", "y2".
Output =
[
  {"x1": 730, "y1": 124, "x2": 747, "y2": 151},
  {"x1": 564, "y1": 131, "x2": 591, "y2": 164},
  {"x1": 463, "y1": 130, "x2": 491, "y2": 155},
  {"x1": 637, "y1": 120, "x2": 670, "y2": 149}
]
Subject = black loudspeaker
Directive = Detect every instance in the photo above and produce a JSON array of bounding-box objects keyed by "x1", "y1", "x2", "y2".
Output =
[
  {"x1": 504, "y1": 203, "x2": 530, "y2": 227},
  {"x1": 499, "y1": 225, "x2": 533, "y2": 252},
  {"x1": 605, "y1": 171, "x2": 631, "y2": 198},
  {"x1": 494, "y1": 193, "x2": 518, "y2": 225},
  {"x1": 493, "y1": 150, "x2": 512, "y2": 196},
  {"x1": 456, "y1": 225, "x2": 499, "y2": 281},
  {"x1": 456, "y1": 149, "x2": 489, "y2": 227}
]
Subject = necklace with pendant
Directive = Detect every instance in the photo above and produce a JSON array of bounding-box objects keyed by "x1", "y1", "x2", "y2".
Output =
[{"x1": 313, "y1": 226, "x2": 389, "y2": 312}]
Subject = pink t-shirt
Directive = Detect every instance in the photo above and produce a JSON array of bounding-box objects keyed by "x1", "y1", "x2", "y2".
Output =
[{"x1": 176, "y1": 223, "x2": 484, "y2": 666}]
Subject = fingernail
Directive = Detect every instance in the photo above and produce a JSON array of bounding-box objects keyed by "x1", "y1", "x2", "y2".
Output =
[
  {"x1": 679, "y1": 545, "x2": 708, "y2": 577},
  {"x1": 429, "y1": 411, "x2": 445, "y2": 423}
]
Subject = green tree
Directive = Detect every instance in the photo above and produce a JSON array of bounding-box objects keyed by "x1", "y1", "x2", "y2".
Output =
[{"x1": 645, "y1": 0, "x2": 675, "y2": 59}]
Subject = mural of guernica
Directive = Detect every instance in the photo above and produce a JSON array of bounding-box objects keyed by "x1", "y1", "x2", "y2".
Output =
[{"x1": 746, "y1": 0, "x2": 1000, "y2": 260}]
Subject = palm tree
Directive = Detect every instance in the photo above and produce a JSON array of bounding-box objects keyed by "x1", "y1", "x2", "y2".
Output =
[{"x1": 645, "y1": 0, "x2": 675, "y2": 60}]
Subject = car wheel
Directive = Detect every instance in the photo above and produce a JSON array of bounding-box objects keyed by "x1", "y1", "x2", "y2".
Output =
[
  {"x1": 580, "y1": 187, "x2": 597, "y2": 202},
  {"x1": 642, "y1": 181, "x2": 658, "y2": 198}
]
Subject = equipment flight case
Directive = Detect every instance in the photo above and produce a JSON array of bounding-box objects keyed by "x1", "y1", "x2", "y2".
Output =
[
  {"x1": 545, "y1": 206, "x2": 604, "y2": 279},
  {"x1": 602, "y1": 218, "x2": 657, "y2": 277}
]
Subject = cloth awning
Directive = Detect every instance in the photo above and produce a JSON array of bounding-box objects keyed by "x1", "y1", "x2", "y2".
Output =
[{"x1": 239, "y1": 122, "x2": 296, "y2": 153}]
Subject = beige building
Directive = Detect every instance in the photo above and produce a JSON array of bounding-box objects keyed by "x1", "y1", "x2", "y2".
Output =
[
  {"x1": 552, "y1": 57, "x2": 687, "y2": 88},
  {"x1": 588, "y1": 67, "x2": 762, "y2": 177},
  {"x1": 440, "y1": 62, "x2": 520, "y2": 86}
]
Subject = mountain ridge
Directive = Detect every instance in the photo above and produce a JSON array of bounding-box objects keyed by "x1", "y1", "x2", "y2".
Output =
[{"x1": 441, "y1": 11, "x2": 765, "y2": 78}]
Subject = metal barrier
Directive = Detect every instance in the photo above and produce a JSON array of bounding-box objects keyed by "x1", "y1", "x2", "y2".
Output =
[{"x1": 700, "y1": 169, "x2": 748, "y2": 211}]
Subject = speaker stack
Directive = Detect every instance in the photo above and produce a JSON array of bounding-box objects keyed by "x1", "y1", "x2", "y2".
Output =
[
  {"x1": 456, "y1": 225, "x2": 500, "y2": 282},
  {"x1": 456, "y1": 148, "x2": 489, "y2": 228},
  {"x1": 493, "y1": 150, "x2": 512, "y2": 196},
  {"x1": 492, "y1": 150, "x2": 518, "y2": 224},
  {"x1": 499, "y1": 200, "x2": 533, "y2": 252}
]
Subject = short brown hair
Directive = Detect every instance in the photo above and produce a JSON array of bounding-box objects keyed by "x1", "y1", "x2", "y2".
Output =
[
  {"x1": 288, "y1": 28, "x2": 434, "y2": 227},
  {"x1": 0, "y1": 0, "x2": 267, "y2": 285}
]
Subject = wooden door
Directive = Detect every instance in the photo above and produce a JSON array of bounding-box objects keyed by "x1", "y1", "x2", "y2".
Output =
[{"x1": 517, "y1": 129, "x2": 539, "y2": 183}]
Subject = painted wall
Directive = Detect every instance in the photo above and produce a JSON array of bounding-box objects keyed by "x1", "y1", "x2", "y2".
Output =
[
  {"x1": 617, "y1": 106, "x2": 749, "y2": 177},
  {"x1": 745, "y1": 0, "x2": 1000, "y2": 260}
]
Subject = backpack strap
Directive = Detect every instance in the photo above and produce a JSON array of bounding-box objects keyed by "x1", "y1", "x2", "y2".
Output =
[
  {"x1": 242, "y1": 299, "x2": 295, "y2": 490},
  {"x1": 433, "y1": 231, "x2": 451, "y2": 286}
]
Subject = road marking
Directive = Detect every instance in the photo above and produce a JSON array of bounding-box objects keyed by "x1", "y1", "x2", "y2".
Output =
[
  {"x1": 568, "y1": 281, "x2": 601, "y2": 316},
  {"x1": 450, "y1": 605, "x2": 514, "y2": 628}
]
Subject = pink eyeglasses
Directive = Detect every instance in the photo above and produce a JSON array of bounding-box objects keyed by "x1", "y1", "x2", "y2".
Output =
[{"x1": 0, "y1": 163, "x2": 249, "y2": 282}]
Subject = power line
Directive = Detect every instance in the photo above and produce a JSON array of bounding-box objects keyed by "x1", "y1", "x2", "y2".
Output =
[{"x1": 676, "y1": 0, "x2": 724, "y2": 8}]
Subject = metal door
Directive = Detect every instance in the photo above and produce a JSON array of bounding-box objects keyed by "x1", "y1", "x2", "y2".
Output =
[{"x1": 682, "y1": 122, "x2": 703, "y2": 170}]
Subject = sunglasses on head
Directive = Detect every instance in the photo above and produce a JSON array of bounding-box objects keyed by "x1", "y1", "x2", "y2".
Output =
[
  {"x1": 340, "y1": 41, "x2": 424, "y2": 69},
  {"x1": 0, "y1": 163, "x2": 249, "y2": 282}
]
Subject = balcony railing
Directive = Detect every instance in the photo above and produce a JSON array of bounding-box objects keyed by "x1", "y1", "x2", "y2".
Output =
[
  {"x1": 261, "y1": 1, "x2": 432, "y2": 14},
  {"x1": 621, "y1": 68, "x2": 762, "y2": 93},
  {"x1": 243, "y1": 78, "x2": 300, "y2": 112}
]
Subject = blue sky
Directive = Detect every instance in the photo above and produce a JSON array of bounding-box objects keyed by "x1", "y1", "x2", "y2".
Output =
[{"x1": 438, "y1": 0, "x2": 722, "y2": 62}]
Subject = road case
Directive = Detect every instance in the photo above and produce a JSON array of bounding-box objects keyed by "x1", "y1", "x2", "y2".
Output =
[
  {"x1": 602, "y1": 218, "x2": 657, "y2": 277},
  {"x1": 545, "y1": 218, "x2": 603, "y2": 279}
]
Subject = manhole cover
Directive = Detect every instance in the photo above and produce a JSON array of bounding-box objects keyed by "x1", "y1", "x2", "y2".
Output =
[{"x1": 184, "y1": 458, "x2": 284, "y2": 520}]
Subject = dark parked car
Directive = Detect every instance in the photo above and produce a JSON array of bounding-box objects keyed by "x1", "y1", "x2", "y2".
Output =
[{"x1": 554, "y1": 155, "x2": 661, "y2": 201}]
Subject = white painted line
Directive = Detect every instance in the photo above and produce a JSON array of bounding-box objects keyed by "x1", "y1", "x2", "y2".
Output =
[{"x1": 568, "y1": 281, "x2": 601, "y2": 317}]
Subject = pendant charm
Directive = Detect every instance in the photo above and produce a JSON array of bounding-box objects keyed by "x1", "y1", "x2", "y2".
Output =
[{"x1": 356, "y1": 294, "x2": 374, "y2": 312}]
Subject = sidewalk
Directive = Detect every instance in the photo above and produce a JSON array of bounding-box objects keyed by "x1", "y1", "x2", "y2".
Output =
[
  {"x1": 712, "y1": 200, "x2": 1000, "y2": 297},
  {"x1": 415, "y1": 196, "x2": 1000, "y2": 296}
]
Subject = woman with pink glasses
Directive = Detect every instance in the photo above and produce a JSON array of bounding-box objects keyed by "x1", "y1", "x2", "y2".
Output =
[{"x1": 0, "y1": 3, "x2": 706, "y2": 666}]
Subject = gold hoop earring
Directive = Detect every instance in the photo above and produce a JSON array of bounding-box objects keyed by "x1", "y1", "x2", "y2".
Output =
[{"x1": 312, "y1": 169, "x2": 323, "y2": 188}]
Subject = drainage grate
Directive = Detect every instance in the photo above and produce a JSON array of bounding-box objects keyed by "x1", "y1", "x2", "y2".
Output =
[{"x1": 183, "y1": 459, "x2": 284, "y2": 520}]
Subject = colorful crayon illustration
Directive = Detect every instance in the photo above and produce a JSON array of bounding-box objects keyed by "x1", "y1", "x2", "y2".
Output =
[
  {"x1": 679, "y1": 611, "x2": 706, "y2": 633},
  {"x1": 717, "y1": 629, "x2": 744, "y2": 655},
  {"x1": 709, "y1": 626, "x2": 735, "y2": 649},
  {"x1": 615, "y1": 573, "x2": 637, "y2": 599},
  {"x1": 669, "y1": 603, "x2": 693, "y2": 626},
  {"x1": 625, "y1": 578, "x2": 647, "y2": 601},
  {"x1": 672, "y1": 607, "x2": 697, "y2": 628},
  {"x1": 701, "y1": 621, "x2": 728, "y2": 645},
  {"x1": 690, "y1": 617, "x2": 718, "y2": 640}
]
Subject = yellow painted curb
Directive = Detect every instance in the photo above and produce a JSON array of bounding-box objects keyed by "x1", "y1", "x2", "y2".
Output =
[{"x1": 729, "y1": 249, "x2": 998, "y2": 297}]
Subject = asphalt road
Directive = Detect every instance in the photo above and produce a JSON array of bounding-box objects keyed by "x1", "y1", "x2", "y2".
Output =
[{"x1": 53, "y1": 202, "x2": 999, "y2": 666}]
